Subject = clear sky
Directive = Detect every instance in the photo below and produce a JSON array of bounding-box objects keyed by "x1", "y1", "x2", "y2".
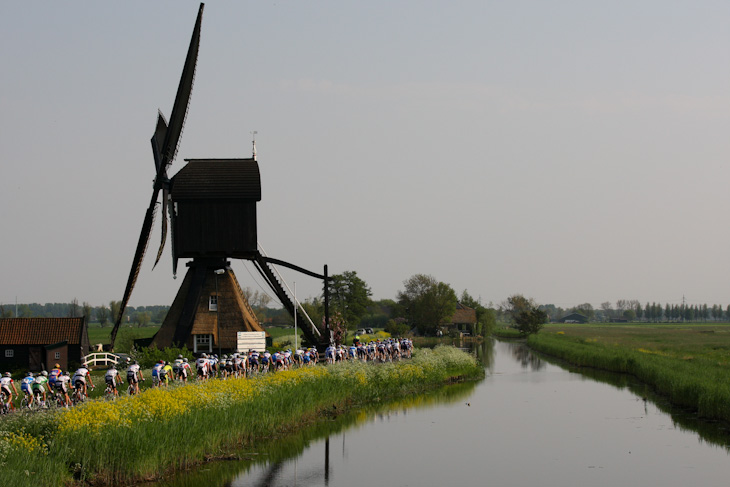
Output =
[{"x1": 2, "y1": 1, "x2": 729, "y2": 311}]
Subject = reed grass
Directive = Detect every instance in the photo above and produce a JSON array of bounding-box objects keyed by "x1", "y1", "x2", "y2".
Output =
[
  {"x1": 0, "y1": 346, "x2": 480, "y2": 487},
  {"x1": 527, "y1": 331, "x2": 730, "y2": 422}
]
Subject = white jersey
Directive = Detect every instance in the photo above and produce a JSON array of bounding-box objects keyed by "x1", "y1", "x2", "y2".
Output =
[
  {"x1": 73, "y1": 367, "x2": 89, "y2": 383},
  {"x1": 105, "y1": 369, "x2": 119, "y2": 381},
  {"x1": 0, "y1": 376, "x2": 13, "y2": 390}
]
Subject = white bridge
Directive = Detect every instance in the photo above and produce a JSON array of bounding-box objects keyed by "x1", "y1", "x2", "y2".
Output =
[{"x1": 82, "y1": 352, "x2": 122, "y2": 369}]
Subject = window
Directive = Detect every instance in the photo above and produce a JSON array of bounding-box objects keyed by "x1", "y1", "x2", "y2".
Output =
[
  {"x1": 194, "y1": 334, "x2": 212, "y2": 353},
  {"x1": 54, "y1": 352, "x2": 61, "y2": 360},
  {"x1": 4, "y1": 349, "x2": 13, "y2": 358},
  {"x1": 209, "y1": 295, "x2": 218, "y2": 311}
]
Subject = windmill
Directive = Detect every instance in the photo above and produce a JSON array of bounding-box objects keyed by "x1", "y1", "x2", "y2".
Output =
[{"x1": 110, "y1": 3, "x2": 330, "y2": 353}]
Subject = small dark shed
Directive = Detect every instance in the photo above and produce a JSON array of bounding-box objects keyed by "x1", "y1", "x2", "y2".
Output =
[{"x1": 0, "y1": 318, "x2": 90, "y2": 372}]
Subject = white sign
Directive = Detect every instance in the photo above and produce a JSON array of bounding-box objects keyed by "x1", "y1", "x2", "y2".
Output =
[{"x1": 236, "y1": 331, "x2": 266, "y2": 353}]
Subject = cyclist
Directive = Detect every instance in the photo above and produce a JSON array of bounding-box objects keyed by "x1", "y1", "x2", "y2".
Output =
[
  {"x1": 232, "y1": 353, "x2": 244, "y2": 378},
  {"x1": 0, "y1": 372, "x2": 18, "y2": 411},
  {"x1": 20, "y1": 372, "x2": 35, "y2": 408},
  {"x1": 32, "y1": 371, "x2": 49, "y2": 408},
  {"x1": 151, "y1": 361, "x2": 164, "y2": 387},
  {"x1": 160, "y1": 361, "x2": 173, "y2": 387},
  {"x1": 54, "y1": 371, "x2": 72, "y2": 408},
  {"x1": 72, "y1": 364, "x2": 94, "y2": 399},
  {"x1": 104, "y1": 364, "x2": 122, "y2": 397},
  {"x1": 173, "y1": 355, "x2": 184, "y2": 381},
  {"x1": 261, "y1": 350, "x2": 271, "y2": 373},
  {"x1": 325, "y1": 345, "x2": 336, "y2": 364},
  {"x1": 179, "y1": 357, "x2": 192, "y2": 383},
  {"x1": 248, "y1": 350, "x2": 259, "y2": 373},
  {"x1": 196, "y1": 354, "x2": 210, "y2": 380},
  {"x1": 48, "y1": 363, "x2": 62, "y2": 390},
  {"x1": 127, "y1": 360, "x2": 143, "y2": 394}
]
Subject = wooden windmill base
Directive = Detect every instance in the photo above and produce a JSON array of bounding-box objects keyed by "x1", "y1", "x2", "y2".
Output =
[{"x1": 151, "y1": 259, "x2": 265, "y2": 354}]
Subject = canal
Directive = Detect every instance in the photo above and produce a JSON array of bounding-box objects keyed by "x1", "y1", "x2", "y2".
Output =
[{"x1": 154, "y1": 339, "x2": 730, "y2": 486}]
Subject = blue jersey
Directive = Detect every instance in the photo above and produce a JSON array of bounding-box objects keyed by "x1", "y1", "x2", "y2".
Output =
[{"x1": 21, "y1": 376, "x2": 34, "y2": 392}]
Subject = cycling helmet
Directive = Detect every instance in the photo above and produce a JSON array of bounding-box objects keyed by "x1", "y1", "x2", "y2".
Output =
[
  {"x1": 177, "y1": 354, "x2": 183, "y2": 359},
  {"x1": 4, "y1": 372, "x2": 10, "y2": 377},
  {"x1": 54, "y1": 363, "x2": 61, "y2": 368},
  {"x1": 26, "y1": 371, "x2": 33, "y2": 377},
  {"x1": 133, "y1": 360, "x2": 138, "y2": 365},
  {"x1": 183, "y1": 358, "x2": 188, "y2": 363},
  {"x1": 164, "y1": 361, "x2": 169, "y2": 366},
  {"x1": 41, "y1": 370, "x2": 48, "y2": 377}
]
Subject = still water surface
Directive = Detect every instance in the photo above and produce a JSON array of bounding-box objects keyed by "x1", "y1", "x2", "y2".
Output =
[{"x1": 156, "y1": 340, "x2": 730, "y2": 487}]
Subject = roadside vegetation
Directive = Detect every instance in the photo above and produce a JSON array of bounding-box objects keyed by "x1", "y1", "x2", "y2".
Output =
[
  {"x1": 0, "y1": 346, "x2": 481, "y2": 487},
  {"x1": 525, "y1": 324, "x2": 730, "y2": 422}
]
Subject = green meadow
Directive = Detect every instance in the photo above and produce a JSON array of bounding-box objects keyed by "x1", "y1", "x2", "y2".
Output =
[{"x1": 524, "y1": 323, "x2": 730, "y2": 422}]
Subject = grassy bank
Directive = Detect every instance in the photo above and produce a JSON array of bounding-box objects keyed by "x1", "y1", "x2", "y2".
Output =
[
  {"x1": 526, "y1": 324, "x2": 730, "y2": 422},
  {"x1": 0, "y1": 346, "x2": 481, "y2": 487}
]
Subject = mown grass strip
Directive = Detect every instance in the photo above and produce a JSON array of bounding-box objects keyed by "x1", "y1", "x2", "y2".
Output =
[
  {"x1": 0, "y1": 346, "x2": 481, "y2": 487},
  {"x1": 527, "y1": 332, "x2": 730, "y2": 422}
]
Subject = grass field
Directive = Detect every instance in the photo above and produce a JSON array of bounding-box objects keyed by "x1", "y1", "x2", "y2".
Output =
[
  {"x1": 542, "y1": 322, "x2": 730, "y2": 363},
  {"x1": 524, "y1": 323, "x2": 730, "y2": 422},
  {"x1": 86, "y1": 324, "x2": 160, "y2": 346}
]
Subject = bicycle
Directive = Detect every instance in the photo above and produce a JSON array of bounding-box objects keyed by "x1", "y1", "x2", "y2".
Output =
[
  {"x1": 128, "y1": 378, "x2": 145, "y2": 396},
  {"x1": 0, "y1": 391, "x2": 12, "y2": 414},
  {"x1": 104, "y1": 381, "x2": 122, "y2": 400},
  {"x1": 71, "y1": 383, "x2": 93, "y2": 406},
  {"x1": 20, "y1": 391, "x2": 34, "y2": 410}
]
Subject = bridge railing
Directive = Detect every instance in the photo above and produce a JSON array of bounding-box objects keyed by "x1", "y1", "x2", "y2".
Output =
[{"x1": 82, "y1": 352, "x2": 121, "y2": 369}]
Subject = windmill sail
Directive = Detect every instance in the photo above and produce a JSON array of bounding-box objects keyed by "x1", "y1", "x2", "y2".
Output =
[{"x1": 109, "y1": 3, "x2": 204, "y2": 349}]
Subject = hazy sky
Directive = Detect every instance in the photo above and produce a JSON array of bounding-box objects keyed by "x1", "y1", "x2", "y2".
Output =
[{"x1": 2, "y1": 1, "x2": 729, "y2": 311}]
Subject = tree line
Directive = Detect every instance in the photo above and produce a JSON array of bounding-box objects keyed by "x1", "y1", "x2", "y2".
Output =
[
  {"x1": 0, "y1": 300, "x2": 169, "y2": 326},
  {"x1": 538, "y1": 300, "x2": 730, "y2": 323}
]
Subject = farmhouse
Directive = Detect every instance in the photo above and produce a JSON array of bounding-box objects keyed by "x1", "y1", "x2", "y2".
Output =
[
  {"x1": 442, "y1": 303, "x2": 478, "y2": 335},
  {"x1": 0, "y1": 317, "x2": 90, "y2": 372}
]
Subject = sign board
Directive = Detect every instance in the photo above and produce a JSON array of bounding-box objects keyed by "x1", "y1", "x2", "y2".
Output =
[{"x1": 236, "y1": 331, "x2": 266, "y2": 353}]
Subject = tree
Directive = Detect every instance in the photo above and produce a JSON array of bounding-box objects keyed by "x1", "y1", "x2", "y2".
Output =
[
  {"x1": 327, "y1": 271, "x2": 372, "y2": 329},
  {"x1": 0, "y1": 306, "x2": 12, "y2": 318},
  {"x1": 133, "y1": 311, "x2": 151, "y2": 327},
  {"x1": 97, "y1": 305, "x2": 110, "y2": 326},
  {"x1": 505, "y1": 294, "x2": 547, "y2": 336},
  {"x1": 461, "y1": 289, "x2": 496, "y2": 336},
  {"x1": 69, "y1": 298, "x2": 80, "y2": 318},
  {"x1": 600, "y1": 302, "x2": 613, "y2": 322},
  {"x1": 397, "y1": 274, "x2": 457, "y2": 335},
  {"x1": 82, "y1": 301, "x2": 92, "y2": 325},
  {"x1": 110, "y1": 300, "x2": 122, "y2": 324}
]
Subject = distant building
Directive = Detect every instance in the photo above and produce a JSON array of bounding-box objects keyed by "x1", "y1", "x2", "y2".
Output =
[
  {"x1": 0, "y1": 317, "x2": 90, "y2": 372},
  {"x1": 559, "y1": 313, "x2": 589, "y2": 324},
  {"x1": 442, "y1": 303, "x2": 478, "y2": 335}
]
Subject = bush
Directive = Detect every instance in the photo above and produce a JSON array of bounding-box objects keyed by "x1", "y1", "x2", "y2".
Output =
[{"x1": 131, "y1": 345, "x2": 194, "y2": 368}]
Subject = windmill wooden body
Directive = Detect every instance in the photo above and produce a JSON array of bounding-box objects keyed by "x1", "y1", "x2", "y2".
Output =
[{"x1": 110, "y1": 3, "x2": 330, "y2": 353}]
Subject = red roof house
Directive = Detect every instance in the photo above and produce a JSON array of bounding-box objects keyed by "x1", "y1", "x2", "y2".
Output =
[{"x1": 0, "y1": 318, "x2": 89, "y2": 372}]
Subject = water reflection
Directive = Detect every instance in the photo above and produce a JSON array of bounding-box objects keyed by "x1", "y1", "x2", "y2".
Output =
[
  {"x1": 148, "y1": 339, "x2": 730, "y2": 487},
  {"x1": 149, "y1": 380, "x2": 478, "y2": 487},
  {"x1": 509, "y1": 342, "x2": 545, "y2": 371}
]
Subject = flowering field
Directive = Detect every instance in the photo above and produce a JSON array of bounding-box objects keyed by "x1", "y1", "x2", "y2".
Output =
[{"x1": 0, "y1": 346, "x2": 480, "y2": 487}]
